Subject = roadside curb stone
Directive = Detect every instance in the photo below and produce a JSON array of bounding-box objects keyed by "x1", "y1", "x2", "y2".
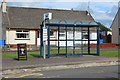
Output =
[
  {"x1": 2, "y1": 55, "x2": 119, "y2": 75},
  {"x1": 2, "y1": 60, "x2": 119, "y2": 75}
]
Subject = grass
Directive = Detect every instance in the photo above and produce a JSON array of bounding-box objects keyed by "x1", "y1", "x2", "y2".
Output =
[
  {"x1": 1, "y1": 52, "x2": 40, "y2": 58},
  {"x1": 100, "y1": 50, "x2": 119, "y2": 57},
  {"x1": 1, "y1": 50, "x2": 119, "y2": 58}
]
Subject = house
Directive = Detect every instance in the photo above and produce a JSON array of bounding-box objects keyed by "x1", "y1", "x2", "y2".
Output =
[
  {"x1": 111, "y1": 8, "x2": 120, "y2": 45},
  {"x1": 2, "y1": 2, "x2": 98, "y2": 47}
]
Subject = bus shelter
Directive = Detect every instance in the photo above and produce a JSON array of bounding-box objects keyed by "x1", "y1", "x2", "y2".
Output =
[{"x1": 40, "y1": 19, "x2": 100, "y2": 58}]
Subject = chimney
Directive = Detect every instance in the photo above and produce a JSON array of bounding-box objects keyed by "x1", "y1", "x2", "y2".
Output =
[
  {"x1": 1, "y1": 0, "x2": 7, "y2": 13},
  {"x1": 87, "y1": 1, "x2": 90, "y2": 15},
  {"x1": 86, "y1": 11, "x2": 90, "y2": 16}
]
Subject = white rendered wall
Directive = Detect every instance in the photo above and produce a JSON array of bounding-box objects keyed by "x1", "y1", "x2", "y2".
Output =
[
  {"x1": 37, "y1": 31, "x2": 97, "y2": 46},
  {"x1": 6, "y1": 30, "x2": 36, "y2": 45}
]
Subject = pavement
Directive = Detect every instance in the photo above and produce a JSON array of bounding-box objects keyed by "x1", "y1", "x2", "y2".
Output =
[
  {"x1": 2, "y1": 55, "x2": 119, "y2": 71},
  {"x1": 1, "y1": 55, "x2": 119, "y2": 79},
  {"x1": 1, "y1": 47, "x2": 119, "y2": 78}
]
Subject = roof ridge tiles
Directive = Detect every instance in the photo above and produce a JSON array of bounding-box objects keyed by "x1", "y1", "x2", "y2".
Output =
[{"x1": 7, "y1": 6, "x2": 87, "y2": 12}]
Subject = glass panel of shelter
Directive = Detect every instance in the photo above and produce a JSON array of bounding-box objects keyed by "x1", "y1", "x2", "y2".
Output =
[
  {"x1": 49, "y1": 27, "x2": 58, "y2": 55},
  {"x1": 90, "y1": 27, "x2": 97, "y2": 55},
  {"x1": 81, "y1": 27, "x2": 89, "y2": 55},
  {"x1": 67, "y1": 27, "x2": 74, "y2": 55},
  {"x1": 49, "y1": 26, "x2": 92, "y2": 56},
  {"x1": 40, "y1": 19, "x2": 99, "y2": 57},
  {"x1": 58, "y1": 26, "x2": 66, "y2": 55}
]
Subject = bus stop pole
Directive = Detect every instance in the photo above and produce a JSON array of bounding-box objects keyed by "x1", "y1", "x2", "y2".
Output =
[
  {"x1": 43, "y1": 41, "x2": 46, "y2": 59},
  {"x1": 40, "y1": 25, "x2": 43, "y2": 57},
  {"x1": 43, "y1": 20, "x2": 46, "y2": 59},
  {"x1": 97, "y1": 26, "x2": 100, "y2": 56}
]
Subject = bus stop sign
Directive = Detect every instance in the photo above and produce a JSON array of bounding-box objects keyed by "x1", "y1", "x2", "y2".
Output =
[{"x1": 43, "y1": 28, "x2": 48, "y2": 41}]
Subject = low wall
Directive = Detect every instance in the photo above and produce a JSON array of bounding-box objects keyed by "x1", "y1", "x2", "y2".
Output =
[{"x1": 90, "y1": 43, "x2": 116, "y2": 48}]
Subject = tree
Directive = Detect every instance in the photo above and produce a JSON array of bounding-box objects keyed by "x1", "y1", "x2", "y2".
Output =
[
  {"x1": 97, "y1": 22, "x2": 112, "y2": 43},
  {"x1": 96, "y1": 22, "x2": 111, "y2": 32}
]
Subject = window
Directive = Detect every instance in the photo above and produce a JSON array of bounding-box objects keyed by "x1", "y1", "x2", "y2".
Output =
[
  {"x1": 68, "y1": 31, "x2": 73, "y2": 34},
  {"x1": 59, "y1": 34, "x2": 65, "y2": 37},
  {"x1": 50, "y1": 31, "x2": 54, "y2": 36},
  {"x1": 16, "y1": 30, "x2": 29, "y2": 39},
  {"x1": 60, "y1": 31, "x2": 65, "y2": 33},
  {"x1": 82, "y1": 32, "x2": 88, "y2": 39},
  {"x1": 38, "y1": 31, "x2": 40, "y2": 38},
  {"x1": 59, "y1": 31, "x2": 65, "y2": 37}
]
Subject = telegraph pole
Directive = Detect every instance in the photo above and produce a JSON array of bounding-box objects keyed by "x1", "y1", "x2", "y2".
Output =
[{"x1": 0, "y1": 7, "x2": 2, "y2": 50}]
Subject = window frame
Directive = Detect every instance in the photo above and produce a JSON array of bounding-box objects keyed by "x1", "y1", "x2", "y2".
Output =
[
  {"x1": 59, "y1": 31, "x2": 66, "y2": 37},
  {"x1": 82, "y1": 32, "x2": 88, "y2": 40},
  {"x1": 16, "y1": 30, "x2": 30, "y2": 39},
  {"x1": 50, "y1": 30, "x2": 55, "y2": 37}
]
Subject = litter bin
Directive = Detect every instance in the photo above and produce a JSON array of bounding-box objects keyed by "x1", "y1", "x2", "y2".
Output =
[
  {"x1": 0, "y1": 39, "x2": 5, "y2": 46},
  {"x1": 100, "y1": 40, "x2": 103, "y2": 43},
  {"x1": 17, "y1": 43, "x2": 27, "y2": 61}
]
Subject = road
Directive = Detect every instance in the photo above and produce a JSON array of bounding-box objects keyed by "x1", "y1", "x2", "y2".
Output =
[{"x1": 3, "y1": 65, "x2": 119, "y2": 78}]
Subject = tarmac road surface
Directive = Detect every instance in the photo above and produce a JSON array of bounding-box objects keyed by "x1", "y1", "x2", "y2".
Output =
[{"x1": 3, "y1": 65, "x2": 119, "y2": 78}]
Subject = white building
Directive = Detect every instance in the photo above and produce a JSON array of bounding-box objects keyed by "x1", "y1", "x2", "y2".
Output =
[{"x1": 2, "y1": 2, "x2": 97, "y2": 47}]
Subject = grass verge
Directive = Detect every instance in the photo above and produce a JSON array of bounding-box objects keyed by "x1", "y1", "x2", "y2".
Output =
[{"x1": 1, "y1": 50, "x2": 119, "y2": 58}]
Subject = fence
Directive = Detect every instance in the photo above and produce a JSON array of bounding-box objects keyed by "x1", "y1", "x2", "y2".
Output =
[{"x1": 2, "y1": 45, "x2": 40, "y2": 52}]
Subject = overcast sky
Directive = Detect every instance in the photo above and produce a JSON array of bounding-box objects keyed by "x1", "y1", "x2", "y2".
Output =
[{"x1": 1, "y1": 0, "x2": 119, "y2": 28}]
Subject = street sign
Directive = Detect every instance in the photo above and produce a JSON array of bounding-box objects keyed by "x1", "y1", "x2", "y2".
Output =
[
  {"x1": 42, "y1": 13, "x2": 51, "y2": 59},
  {"x1": 43, "y1": 28, "x2": 47, "y2": 59},
  {"x1": 43, "y1": 28, "x2": 47, "y2": 41},
  {"x1": 44, "y1": 13, "x2": 52, "y2": 20}
]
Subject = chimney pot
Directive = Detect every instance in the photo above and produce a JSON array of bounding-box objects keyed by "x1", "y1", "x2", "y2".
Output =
[{"x1": 2, "y1": 0, "x2": 7, "y2": 13}]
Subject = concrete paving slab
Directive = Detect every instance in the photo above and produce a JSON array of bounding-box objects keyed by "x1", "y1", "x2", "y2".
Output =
[{"x1": 2, "y1": 55, "x2": 119, "y2": 70}]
